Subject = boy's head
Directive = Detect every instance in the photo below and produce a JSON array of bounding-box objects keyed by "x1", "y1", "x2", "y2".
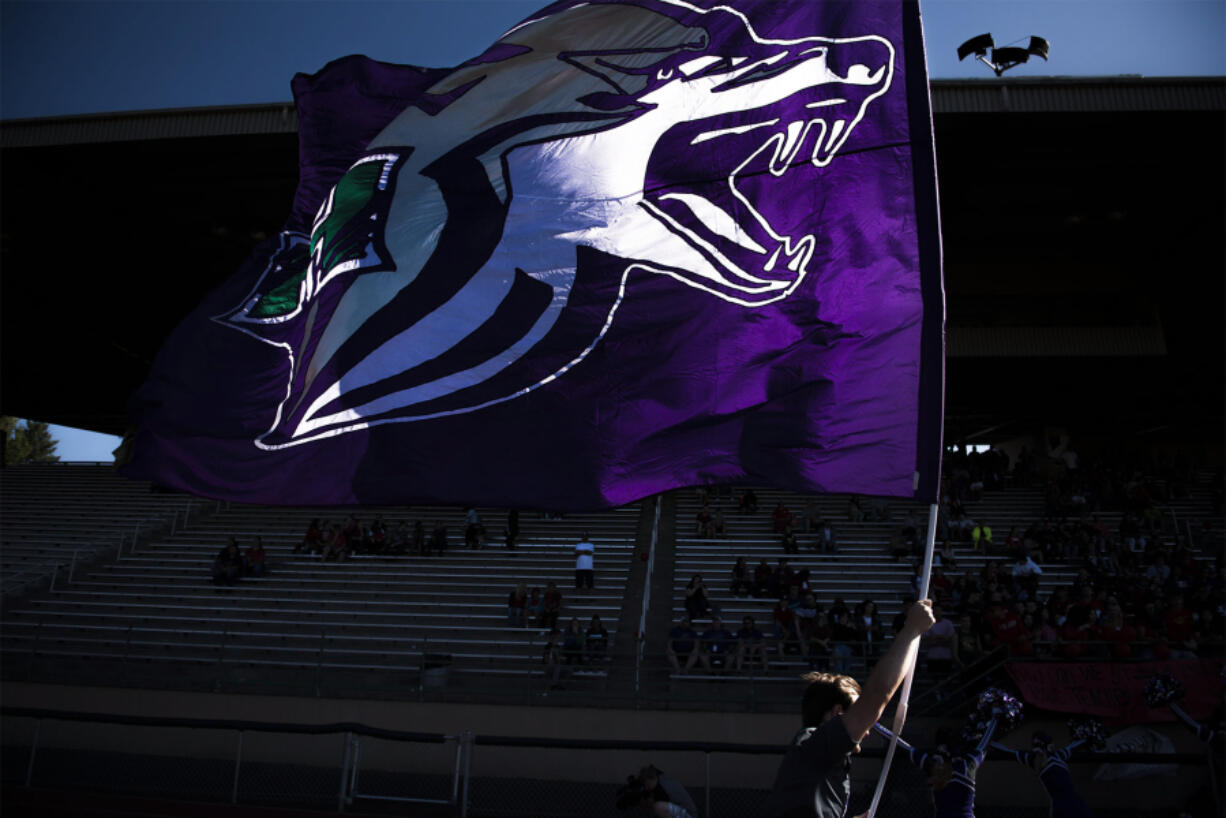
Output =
[{"x1": 801, "y1": 671, "x2": 862, "y2": 727}]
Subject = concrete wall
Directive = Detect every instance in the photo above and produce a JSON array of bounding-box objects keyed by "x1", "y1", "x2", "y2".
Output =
[{"x1": 1, "y1": 682, "x2": 1210, "y2": 813}]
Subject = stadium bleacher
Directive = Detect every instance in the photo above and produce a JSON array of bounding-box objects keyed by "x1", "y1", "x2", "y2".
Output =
[{"x1": 1, "y1": 462, "x2": 1220, "y2": 710}]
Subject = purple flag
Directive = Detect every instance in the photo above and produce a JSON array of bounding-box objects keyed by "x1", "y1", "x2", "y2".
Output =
[{"x1": 122, "y1": 0, "x2": 944, "y2": 508}]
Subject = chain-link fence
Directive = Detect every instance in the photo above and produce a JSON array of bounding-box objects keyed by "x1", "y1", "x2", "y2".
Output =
[{"x1": 3, "y1": 706, "x2": 1219, "y2": 818}]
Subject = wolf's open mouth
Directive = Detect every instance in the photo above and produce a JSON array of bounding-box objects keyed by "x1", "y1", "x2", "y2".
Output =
[{"x1": 639, "y1": 47, "x2": 890, "y2": 305}]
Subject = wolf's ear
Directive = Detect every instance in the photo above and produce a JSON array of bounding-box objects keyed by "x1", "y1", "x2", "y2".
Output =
[{"x1": 563, "y1": 32, "x2": 707, "y2": 97}]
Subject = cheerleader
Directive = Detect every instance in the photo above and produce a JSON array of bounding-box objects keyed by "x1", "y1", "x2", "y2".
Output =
[
  {"x1": 871, "y1": 719, "x2": 997, "y2": 818},
  {"x1": 991, "y1": 732, "x2": 1091, "y2": 818}
]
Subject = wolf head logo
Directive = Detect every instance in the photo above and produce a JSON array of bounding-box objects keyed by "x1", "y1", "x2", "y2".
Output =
[{"x1": 217, "y1": 0, "x2": 895, "y2": 448}]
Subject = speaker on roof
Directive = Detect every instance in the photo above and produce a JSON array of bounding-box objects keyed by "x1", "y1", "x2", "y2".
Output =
[{"x1": 957, "y1": 33, "x2": 995, "y2": 61}]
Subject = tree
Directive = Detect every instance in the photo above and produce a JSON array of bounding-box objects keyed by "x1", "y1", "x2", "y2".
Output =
[{"x1": 1, "y1": 417, "x2": 60, "y2": 465}]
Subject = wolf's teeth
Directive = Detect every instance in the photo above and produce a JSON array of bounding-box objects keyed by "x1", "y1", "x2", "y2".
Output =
[
  {"x1": 825, "y1": 119, "x2": 846, "y2": 153},
  {"x1": 764, "y1": 244, "x2": 782, "y2": 272},
  {"x1": 780, "y1": 121, "x2": 804, "y2": 168}
]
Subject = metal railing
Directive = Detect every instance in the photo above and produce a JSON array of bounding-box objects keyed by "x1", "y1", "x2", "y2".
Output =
[
  {"x1": 2, "y1": 706, "x2": 1213, "y2": 818},
  {"x1": 635, "y1": 496, "x2": 662, "y2": 697}
]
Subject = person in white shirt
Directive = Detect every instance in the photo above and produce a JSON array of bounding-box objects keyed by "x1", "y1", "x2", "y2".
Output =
[
  {"x1": 574, "y1": 531, "x2": 595, "y2": 590},
  {"x1": 1011, "y1": 553, "x2": 1043, "y2": 600}
]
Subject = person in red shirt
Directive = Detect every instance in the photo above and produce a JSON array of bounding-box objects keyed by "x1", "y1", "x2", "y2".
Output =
[
  {"x1": 772, "y1": 597, "x2": 802, "y2": 655},
  {"x1": 772, "y1": 501, "x2": 793, "y2": 533},
  {"x1": 1100, "y1": 599, "x2": 1137, "y2": 659},
  {"x1": 929, "y1": 566, "x2": 953, "y2": 607},
  {"x1": 1059, "y1": 606, "x2": 1098, "y2": 659},
  {"x1": 244, "y1": 536, "x2": 268, "y2": 577},
  {"x1": 986, "y1": 600, "x2": 1032, "y2": 656},
  {"x1": 1162, "y1": 594, "x2": 1197, "y2": 658}
]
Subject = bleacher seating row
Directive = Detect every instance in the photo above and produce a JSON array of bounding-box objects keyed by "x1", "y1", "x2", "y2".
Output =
[
  {"x1": 3, "y1": 475, "x2": 640, "y2": 693},
  {"x1": 1, "y1": 463, "x2": 1220, "y2": 704},
  {"x1": 0, "y1": 464, "x2": 197, "y2": 595}
]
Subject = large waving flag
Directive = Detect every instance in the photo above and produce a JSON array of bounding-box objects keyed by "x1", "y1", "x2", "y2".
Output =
[{"x1": 121, "y1": 0, "x2": 944, "y2": 508}]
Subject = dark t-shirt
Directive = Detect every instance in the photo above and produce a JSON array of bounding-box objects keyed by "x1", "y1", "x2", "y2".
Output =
[
  {"x1": 669, "y1": 625, "x2": 697, "y2": 653},
  {"x1": 763, "y1": 717, "x2": 857, "y2": 818}
]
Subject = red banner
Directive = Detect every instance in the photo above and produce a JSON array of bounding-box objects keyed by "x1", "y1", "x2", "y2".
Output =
[{"x1": 1006, "y1": 659, "x2": 1224, "y2": 724}]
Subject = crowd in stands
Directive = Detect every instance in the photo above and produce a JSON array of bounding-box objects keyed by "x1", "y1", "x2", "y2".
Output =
[
  {"x1": 670, "y1": 441, "x2": 1223, "y2": 677},
  {"x1": 287, "y1": 508, "x2": 531, "y2": 560},
  {"x1": 930, "y1": 444, "x2": 1224, "y2": 664}
]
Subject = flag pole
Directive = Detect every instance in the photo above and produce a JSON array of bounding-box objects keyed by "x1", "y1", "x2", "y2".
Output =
[{"x1": 864, "y1": 501, "x2": 937, "y2": 818}]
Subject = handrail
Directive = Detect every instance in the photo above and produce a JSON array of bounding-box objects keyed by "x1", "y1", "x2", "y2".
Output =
[
  {"x1": 0, "y1": 705, "x2": 1206, "y2": 763},
  {"x1": 634, "y1": 495, "x2": 662, "y2": 695}
]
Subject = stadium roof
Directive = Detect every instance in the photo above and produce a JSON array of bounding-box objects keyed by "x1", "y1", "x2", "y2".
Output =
[
  {"x1": 2, "y1": 76, "x2": 1223, "y2": 446},
  {"x1": 3, "y1": 76, "x2": 1224, "y2": 149}
]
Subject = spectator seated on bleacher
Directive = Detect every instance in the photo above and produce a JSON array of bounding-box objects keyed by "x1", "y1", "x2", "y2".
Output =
[
  {"x1": 771, "y1": 558, "x2": 794, "y2": 598},
  {"x1": 1011, "y1": 553, "x2": 1043, "y2": 601},
  {"x1": 868, "y1": 497, "x2": 891, "y2": 522},
  {"x1": 586, "y1": 614, "x2": 608, "y2": 662},
  {"x1": 561, "y1": 617, "x2": 586, "y2": 666},
  {"x1": 956, "y1": 613, "x2": 986, "y2": 668},
  {"x1": 244, "y1": 536, "x2": 267, "y2": 577},
  {"x1": 803, "y1": 501, "x2": 824, "y2": 533},
  {"x1": 738, "y1": 488, "x2": 759, "y2": 514},
  {"x1": 772, "y1": 501, "x2": 793, "y2": 533},
  {"x1": 985, "y1": 598, "x2": 1033, "y2": 657},
  {"x1": 735, "y1": 616, "x2": 769, "y2": 672},
  {"x1": 710, "y1": 505, "x2": 727, "y2": 537},
  {"x1": 684, "y1": 574, "x2": 712, "y2": 621},
  {"x1": 1161, "y1": 593, "x2": 1198, "y2": 659},
  {"x1": 752, "y1": 558, "x2": 773, "y2": 598},
  {"x1": 854, "y1": 599, "x2": 885, "y2": 662},
  {"x1": 295, "y1": 518, "x2": 322, "y2": 554},
  {"x1": 922, "y1": 605, "x2": 955, "y2": 673},
  {"x1": 805, "y1": 613, "x2": 833, "y2": 671},
  {"x1": 1100, "y1": 598, "x2": 1137, "y2": 659},
  {"x1": 212, "y1": 538, "x2": 244, "y2": 586},
  {"x1": 430, "y1": 520, "x2": 448, "y2": 555},
  {"x1": 699, "y1": 617, "x2": 735, "y2": 672},
  {"x1": 667, "y1": 616, "x2": 700, "y2": 672},
  {"x1": 525, "y1": 587, "x2": 544, "y2": 628},
  {"x1": 847, "y1": 495, "x2": 864, "y2": 522},
  {"x1": 929, "y1": 566, "x2": 952, "y2": 607},
  {"x1": 813, "y1": 521, "x2": 838, "y2": 555},
  {"x1": 696, "y1": 507, "x2": 715, "y2": 538},
  {"x1": 730, "y1": 557, "x2": 752, "y2": 597},
  {"x1": 890, "y1": 530, "x2": 910, "y2": 562},
  {"x1": 321, "y1": 524, "x2": 347, "y2": 561},
  {"x1": 341, "y1": 515, "x2": 361, "y2": 552},
  {"x1": 542, "y1": 581, "x2": 563, "y2": 630},
  {"x1": 388, "y1": 520, "x2": 407, "y2": 554},
  {"x1": 368, "y1": 515, "x2": 388, "y2": 553},
  {"x1": 795, "y1": 591, "x2": 819, "y2": 638},
  {"x1": 772, "y1": 597, "x2": 804, "y2": 657},
  {"x1": 780, "y1": 525, "x2": 799, "y2": 554},
  {"x1": 971, "y1": 521, "x2": 993, "y2": 551},
  {"x1": 508, "y1": 584, "x2": 528, "y2": 627}
]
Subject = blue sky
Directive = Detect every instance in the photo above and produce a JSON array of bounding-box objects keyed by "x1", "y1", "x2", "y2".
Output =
[
  {"x1": 4, "y1": 0, "x2": 1223, "y2": 460},
  {"x1": 3, "y1": 0, "x2": 1223, "y2": 120}
]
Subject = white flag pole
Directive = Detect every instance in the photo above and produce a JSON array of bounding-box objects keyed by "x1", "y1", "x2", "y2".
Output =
[{"x1": 864, "y1": 501, "x2": 937, "y2": 818}]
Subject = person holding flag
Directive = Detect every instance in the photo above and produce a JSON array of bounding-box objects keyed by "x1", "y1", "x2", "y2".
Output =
[{"x1": 761, "y1": 599, "x2": 935, "y2": 818}]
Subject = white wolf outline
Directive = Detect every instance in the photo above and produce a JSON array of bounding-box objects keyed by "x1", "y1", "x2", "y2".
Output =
[{"x1": 217, "y1": 0, "x2": 896, "y2": 449}]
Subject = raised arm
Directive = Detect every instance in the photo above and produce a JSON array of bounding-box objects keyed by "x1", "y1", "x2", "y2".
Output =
[
  {"x1": 1055, "y1": 738, "x2": 1086, "y2": 761},
  {"x1": 972, "y1": 719, "x2": 998, "y2": 761},
  {"x1": 990, "y1": 741, "x2": 1032, "y2": 767},
  {"x1": 871, "y1": 722, "x2": 926, "y2": 767},
  {"x1": 841, "y1": 600, "x2": 935, "y2": 743},
  {"x1": 1171, "y1": 702, "x2": 1219, "y2": 743}
]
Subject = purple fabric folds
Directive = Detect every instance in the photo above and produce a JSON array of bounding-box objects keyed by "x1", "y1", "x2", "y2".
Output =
[{"x1": 122, "y1": 0, "x2": 944, "y2": 508}]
